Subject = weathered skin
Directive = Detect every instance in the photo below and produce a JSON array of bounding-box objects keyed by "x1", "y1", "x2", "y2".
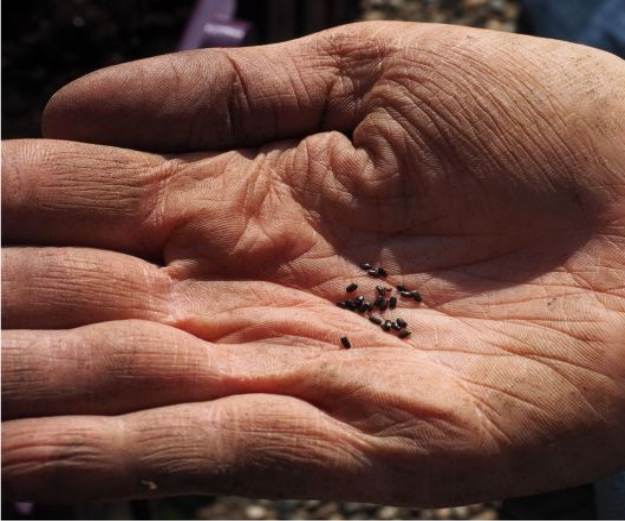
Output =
[{"x1": 2, "y1": 22, "x2": 625, "y2": 505}]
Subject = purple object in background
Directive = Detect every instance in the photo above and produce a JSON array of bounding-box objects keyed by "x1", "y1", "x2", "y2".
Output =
[
  {"x1": 179, "y1": 0, "x2": 251, "y2": 50},
  {"x1": 14, "y1": 502, "x2": 34, "y2": 516}
]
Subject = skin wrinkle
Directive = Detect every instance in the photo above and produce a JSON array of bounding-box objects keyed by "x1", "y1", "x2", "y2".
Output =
[
  {"x1": 166, "y1": 54, "x2": 201, "y2": 149},
  {"x1": 222, "y1": 52, "x2": 254, "y2": 144},
  {"x1": 284, "y1": 48, "x2": 317, "y2": 118},
  {"x1": 39, "y1": 157, "x2": 157, "y2": 214},
  {"x1": 315, "y1": 63, "x2": 336, "y2": 134},
  {"x1": 388, "y1": 62, "x2": 559, "y2": 203},
  {"x1": 387, "y1": 68, "x2": 481, "y2": 151},
  {"x1": 463, "y1": 311, "x2": 598, "y2": 346},
  {"x1": 364, "y1": 104, "x2": 427, "y2": 185},
  {"x1": 449, "y1": 46, "x2": 576, "y2": 184},
  {"x1": 176, "y1": 51, "x2": 235, "y2": 150},
  {"x1": 127, "y1": 394, "x2": 373, "y2": 474},
  {"x1": 171, "y1": 296, "x2": 336, "y2": 341},
  {"x1": 291, "y1": 138, "x2": 352, "y2": 203},
  {"x1": 138, "y1": 157, "x2": 182, "y2": 243},
  {"x1": 229, "y1": 154, "x2": 272, "y2": 258},
  {"x1": 427, "y1": 44, "x2": 603, "y2": 223},
  {"x1": 4, "y1": 248, "x2": 165, "y2": 320},
  {"x1": 356, "y1": 103, "x2": 500, "y2": 241},
  {"x1": 444, "y1": 356, "x2": 614, "y2": 451},
  {"x1": 457, "y1": 387, "x2": 517, "y2": 448},
  {"x1": 487, "y1": 342, "x2": 612, "y2": 394},
  {"x1": 380, "y1": 72, "x2": 475, "y2": 163},
  {"x1": 499, "y1": 42, "x2": 619, "y2": 144},
  {"x1": 280, "y1": 141, "x2": 328, "y2": 239},
  {"x1": 2, "y1": 424, "x2": 118, "y2": 495},
  {"x1": 402, "y1": 61, "x2": 534, "y2": 181},
  {"x1": 318, "y1": 28, "x2": 385, "y2": 125}
]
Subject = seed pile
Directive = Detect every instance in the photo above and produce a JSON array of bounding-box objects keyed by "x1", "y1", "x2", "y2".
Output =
[{"x1": 338, "y1": 263, "x2": 422, "y2": 348}]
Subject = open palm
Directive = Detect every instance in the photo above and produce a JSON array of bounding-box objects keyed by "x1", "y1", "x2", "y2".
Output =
[{"x1": 3, "y1": 22, "x2": 625, "y2": 505}]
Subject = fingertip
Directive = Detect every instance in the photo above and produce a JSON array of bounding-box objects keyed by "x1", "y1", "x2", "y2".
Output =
[{"x1": 42, "y1": 66, "x2": 140, "y2": 147}]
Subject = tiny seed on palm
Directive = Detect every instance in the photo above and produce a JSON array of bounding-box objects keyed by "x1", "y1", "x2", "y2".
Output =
[
  {"x1": 398, "y1": 329, "x2": 412, "y2": 339},
  {"x1": 389, "y1": 296, "x2": 397, "y2": 309},
  {"x1": 340, "y1": 336, "x2": 352, "y2": 349},
  {"x1": 346, "y1": 283, "x2": 358, "y2": 293},
  {"x1": 382, "y1": 320, "x2": 392, "y2": 331},
  {"x1": 396, "y1": 318, "x2": 407, "y2": 328},
  {"x1": 369, "y1": 316, "x2": 383, "y2": 325}
]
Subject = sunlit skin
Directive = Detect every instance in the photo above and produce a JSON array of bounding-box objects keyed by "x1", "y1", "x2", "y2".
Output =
[{"x1": 2, "y1": 22, "x2": 625, "y2": 505}]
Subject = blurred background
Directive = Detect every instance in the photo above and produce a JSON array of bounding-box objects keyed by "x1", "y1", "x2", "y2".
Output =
[{"x1": 2, "y1": 0, "x2": 624, "y2": 519}]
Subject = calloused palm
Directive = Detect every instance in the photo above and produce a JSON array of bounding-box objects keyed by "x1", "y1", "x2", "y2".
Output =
[{"x1": 2, "y1": 22, "x2": 625, "y2": 505}]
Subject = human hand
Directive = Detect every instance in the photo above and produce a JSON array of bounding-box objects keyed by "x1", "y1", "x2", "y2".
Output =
[{"x1": 3, "y1": 22, "x2": 625, "y2": 505}]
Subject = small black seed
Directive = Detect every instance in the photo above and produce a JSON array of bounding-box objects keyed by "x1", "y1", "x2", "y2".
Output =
[
  {"x1": 398, "y1": 329, "x2": 412, "y2": 339},
  {"x1": 362, "y1": 302, "x2": 372, "y2": 312},
  {"x1": 396, "y1": 284, "x2": 407, "y2": 292},
  {"x1": 400, "y1": 290, "x2": 413, "y2": 298},
  {"x1": 391, "y1": 321, "x2": 402, "y2": 331},
  {"x1": 355, "y1": 295, "x2": 365, "y2": 305},
  {"x1": 396, "y1": 318, "x2": 407, "y2": 328},
  {"x1": 379, "y1": 299, "x2": 389, "y2": 311},
  {"x1": 344, "y1": 300, "x2": 355, "y2": 310},
  {"x1": 360, "y1": 262, "x2": 372, "y2": 270},
  {"x1": 346, "y1": 283, "x2": 358, "y2": 293},
  {"x1": 377, "y1": 267, "x2": 388, "y2": 277},
  {"x1": 369, "y1": 316, "x2": 383, "y2": 325},
  {"x1": 374, "y1": 296, "x2": 384, "y2": 307},
  {"x1": 376, "y1": 285, "x2": 386, "y2": 296},
  {"x1": 389, "y1": 296, "x2": 397, "y2": 309},
  {"x1": 367, "y1": 268, "x2": 379, "y2": 277},
  {"x1": 340, "y1": 336, "x2": 352, "y2": 349},
  {"x1": 382, "y1": 320, "x2": 392, "y2": 331},
  {"x1": 411, "y1": 291, "x2": 422, "y2": 302}
]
